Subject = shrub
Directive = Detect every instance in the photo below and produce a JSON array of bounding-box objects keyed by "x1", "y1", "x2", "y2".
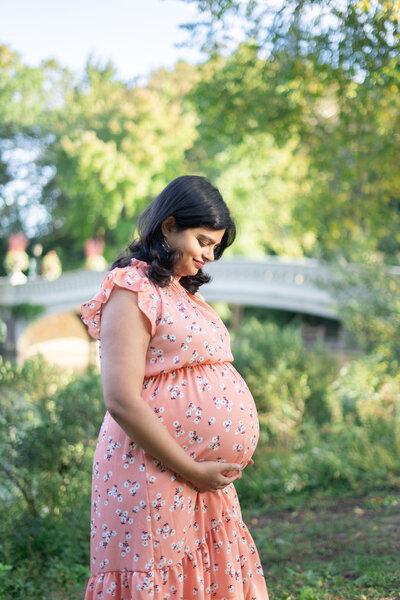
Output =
[
  {"x1": 0, "y1": 356, "x2": 104, "y2": 598},
  {"x1": 326, "y1": 259, "x2": 400, "y2": 362},
  {"x1": 237, "y1": 354, "x2": 400, "y2": 509},
  {"x1": 326, "y1": 353, "x2": 400, "y2": 425},
  {"x1": 231, "y1": 317, "x2": 338, "y2": 436}
]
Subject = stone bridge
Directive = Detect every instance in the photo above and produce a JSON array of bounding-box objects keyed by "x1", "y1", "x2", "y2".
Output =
[
  {"x1": 0, "y1": 256, "x2": 337, "y2": 319},
  {"x1": 0, "y1": 256, "x2": 370, "y2": 365}
]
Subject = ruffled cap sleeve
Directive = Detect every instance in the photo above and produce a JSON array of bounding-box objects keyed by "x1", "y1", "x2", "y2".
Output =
[{"x1": 81, "y1": 260, "x2": 160, "y2": 340}]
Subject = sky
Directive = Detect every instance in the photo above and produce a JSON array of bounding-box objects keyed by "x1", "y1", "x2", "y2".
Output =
[
  {"x1": 2, "y1": 0, "x2": 204, "y2": 81},
  {"x1": 2, "y1": 0, "x2": 206, "y2": 235}
]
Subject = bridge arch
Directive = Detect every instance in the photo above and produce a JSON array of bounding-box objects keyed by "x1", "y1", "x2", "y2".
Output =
[
  {"x1": 0, "y1": 256, "x2": 353, "y2": 366},
  {"x1": 17, "y1": 310, "x2": 97, "y2": 370}
]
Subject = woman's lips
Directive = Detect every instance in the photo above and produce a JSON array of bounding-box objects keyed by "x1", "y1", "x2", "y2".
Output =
[{"x1": 193, "y1": 259, "x2": 204, "y2": 268}]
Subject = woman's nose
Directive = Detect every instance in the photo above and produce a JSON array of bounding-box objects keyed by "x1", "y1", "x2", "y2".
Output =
[{"x1": 203, "y1": 246, "x2": 215, "y2": 262}]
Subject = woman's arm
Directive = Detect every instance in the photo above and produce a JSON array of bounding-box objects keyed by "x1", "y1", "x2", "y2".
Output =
[{"x1": 100, "y1": 287, "x2": 241, "y2": 493}]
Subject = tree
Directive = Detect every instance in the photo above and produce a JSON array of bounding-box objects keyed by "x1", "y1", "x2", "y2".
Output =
[
  {"x1": 179, "y1": 1, "x2": 400, "y2": 262},
  {"x1": 0, "y1": 45, "x2": 71, "y2": 257},
  {"x1": 40, "y1": 60, "x2": 200, "y2": 261},
  {"x1": 211, "y1": 133, "x2": 313, "y2": 256}
]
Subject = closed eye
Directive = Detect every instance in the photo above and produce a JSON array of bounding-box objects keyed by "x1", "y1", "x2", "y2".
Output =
[
  {"x1": 197, "y1": 234, "x2": 223, "y2": 254},
  {"x1": 198, "y1": 237, "x2": 219, "y2": 248}
]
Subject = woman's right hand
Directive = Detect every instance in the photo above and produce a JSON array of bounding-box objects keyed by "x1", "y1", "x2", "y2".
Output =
[{"x1": 185, "y1": 461, "x2": 243, "y2": 492}]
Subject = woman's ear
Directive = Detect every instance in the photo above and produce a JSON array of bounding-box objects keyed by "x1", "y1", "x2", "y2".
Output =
[{"x1": 161, "y1": 216, "x2": 176, "y2": 237}]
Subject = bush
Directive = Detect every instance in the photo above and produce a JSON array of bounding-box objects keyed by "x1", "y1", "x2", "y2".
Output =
[
  {"x1": 326, "y1": 259, "x2": 400, "y2": 362},
  {"x1": 0, "y1": 356, "x2": 104, "y2": 599},
  {"x1": 1, "y1": 333, "x2": 400, "y2": 596},
  {"x1": 326, "y1": 353, "x2": 400, "y2": 424},
  {"x1": 231, "y1": 317, "x2": 338, "y2": 436},
  {"x1": 236, "y1": 354, "x2": 400, "y2": 509}
]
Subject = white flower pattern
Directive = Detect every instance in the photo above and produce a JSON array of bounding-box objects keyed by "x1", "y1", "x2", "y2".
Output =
[{"x1": 81, "y1": 259, "x2": 269, "y2": 600}]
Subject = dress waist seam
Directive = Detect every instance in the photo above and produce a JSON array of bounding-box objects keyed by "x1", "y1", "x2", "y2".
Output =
[{"x1": 143, "y1": 360, "x2": 233, "y2": 379}]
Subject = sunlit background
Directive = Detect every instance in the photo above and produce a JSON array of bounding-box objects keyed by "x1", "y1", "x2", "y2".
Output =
[
  {"x1": 3, "y1": 0, "x2": 203, "y2": 80},
  {"x1": 1, "y1": 2, "x2": 400, "y2": 598}
]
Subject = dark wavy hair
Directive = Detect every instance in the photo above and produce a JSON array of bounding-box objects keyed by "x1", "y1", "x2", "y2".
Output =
[{"x1": 111, "y1": 175, "x2": 236, "y2": 294}]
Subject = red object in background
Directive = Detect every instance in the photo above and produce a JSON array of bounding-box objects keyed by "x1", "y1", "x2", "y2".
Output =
[
  {"x1": 8, "y1": 232, "x2": 28, "y2": 252},
  {"x1": 84, "y1": 238, "x2": 105, "y2": 257}
]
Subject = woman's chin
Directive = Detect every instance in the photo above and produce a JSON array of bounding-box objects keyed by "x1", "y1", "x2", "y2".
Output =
[{"x1": 185, "y1": 267, "x2": 200, "y2": 276}]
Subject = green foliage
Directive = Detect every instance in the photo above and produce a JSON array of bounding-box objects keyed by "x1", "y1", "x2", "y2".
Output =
[
  {"x1": 326, "y1": 354, "x2": 400, "y2": 425},
  {"x1": 0, "y1": 355, "x2": 104, "y2": 518},
  {"x1": 2, "y1": 4, "x2": 400, "y2": 593},
  {"x1": 0, "y1": 318, "x2": 6, "y2": 342},
  {"x1": 0, "y1": 45, "x2": 55, "y2": 135},
  {"x1": 182, "y1": 1, "x2": 400, "y2": 80},
  {"x1": 0, "y1": 356, "x2": 103, "y2": 598},
  {"x1": 2, "y1": 2, "x2": 400, "y2": 265},
  {"x1": 182, "y1": 2, "x2": 400, "y2": 263},
  {"x1": 0, "y1": 356, "x2": 103, "y2": 597},
  {"x1": 213, "y1": 133, "x2": 314, "y2": 256},
  {"x1": 327, "y1": 258, "x2": 400, "y2": 361},
  {"x1": 229, "y1": 316, "x2": 400, "y2": 510},
  {"x1": 9, "y1": 302, "x2": 45, "y2": 320},
  {"x1": 0, "y1": 45, "x2": 71, "y2": 241},
  {"x1": 1, "y1": 332, "x2": 400, "y2": 597},
  {"x1": 43, "y1": 61, "x2": 199, "y2": 251},
  {"x1": 236, "y1": 350, "x2": 400, "y2": 509},
  {"x1": 252, "y1": 491, "x2": 400, "y2": 599},
  {"x1": 232, "y1": 318, "x2": 338, "y2": 435}
]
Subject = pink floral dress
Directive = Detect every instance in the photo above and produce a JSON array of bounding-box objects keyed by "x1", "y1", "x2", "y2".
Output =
[{"x1": 81, "y1": 259, "x2": 269, "y2": 600}]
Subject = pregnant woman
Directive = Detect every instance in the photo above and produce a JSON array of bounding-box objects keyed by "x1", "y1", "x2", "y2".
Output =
[{"x1": 81, "y1": 175, "x2": 269, "y2": 599}]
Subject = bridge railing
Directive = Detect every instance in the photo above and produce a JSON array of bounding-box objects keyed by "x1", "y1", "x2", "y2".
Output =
[
  {"x1": 204, "y1": 257, "x2": 336, "y2": 317},
  {"x1": 1, "y1": 257, "x2": 398, "y2": 319}
]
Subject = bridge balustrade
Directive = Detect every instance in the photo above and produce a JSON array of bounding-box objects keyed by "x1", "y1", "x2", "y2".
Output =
[{"x1": 0, "y1": 257, "x2": 336, "y2": 318}]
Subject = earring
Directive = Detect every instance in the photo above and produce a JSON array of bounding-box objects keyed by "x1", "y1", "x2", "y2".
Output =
[{"x1": 162, "y1": 237, "x2": 170, "y2": 252}]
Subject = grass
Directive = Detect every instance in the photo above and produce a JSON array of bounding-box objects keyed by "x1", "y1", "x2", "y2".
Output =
[
  {"x1": 248, "y1": 489, "x2": 400, "y2": 599},
  {"x1": 44, "y1": 489, "x2": 400, "y2": 600}
]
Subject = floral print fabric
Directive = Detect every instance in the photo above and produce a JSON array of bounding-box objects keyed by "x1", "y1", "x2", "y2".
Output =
[{"x1": 81, "y1": 259, "x2": 269, "y2": 599}]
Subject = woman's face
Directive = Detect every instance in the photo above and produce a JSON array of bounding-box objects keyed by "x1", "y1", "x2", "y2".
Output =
[{"x1": 162, "y1": 221, "x2": 225, "y2": 277}]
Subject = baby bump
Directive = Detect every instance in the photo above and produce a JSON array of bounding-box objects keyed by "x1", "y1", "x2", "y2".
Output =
[{"x1": 143, "y1": 362, "x2": 260, "y2": 468}]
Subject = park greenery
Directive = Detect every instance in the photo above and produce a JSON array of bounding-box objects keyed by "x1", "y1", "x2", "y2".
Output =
[
  {"x1": 1, "y1": 0, "x2": 400, "y2": 598},
  {"x1": 1, "y1": 323, "x2": 400, "y2": 598},
  {"x1": 1, "y1": 1, "x2": 400, "y2": 267}
]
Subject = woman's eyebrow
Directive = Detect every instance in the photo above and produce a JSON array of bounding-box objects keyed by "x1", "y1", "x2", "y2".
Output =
[{"x1": 198, "y1": 234, "x2": 220, "y2": 245}]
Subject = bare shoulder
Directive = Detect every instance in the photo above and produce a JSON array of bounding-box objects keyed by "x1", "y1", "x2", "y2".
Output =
[{"x1": 100, "y1": 288, "x2": 150, "y2": 399}]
